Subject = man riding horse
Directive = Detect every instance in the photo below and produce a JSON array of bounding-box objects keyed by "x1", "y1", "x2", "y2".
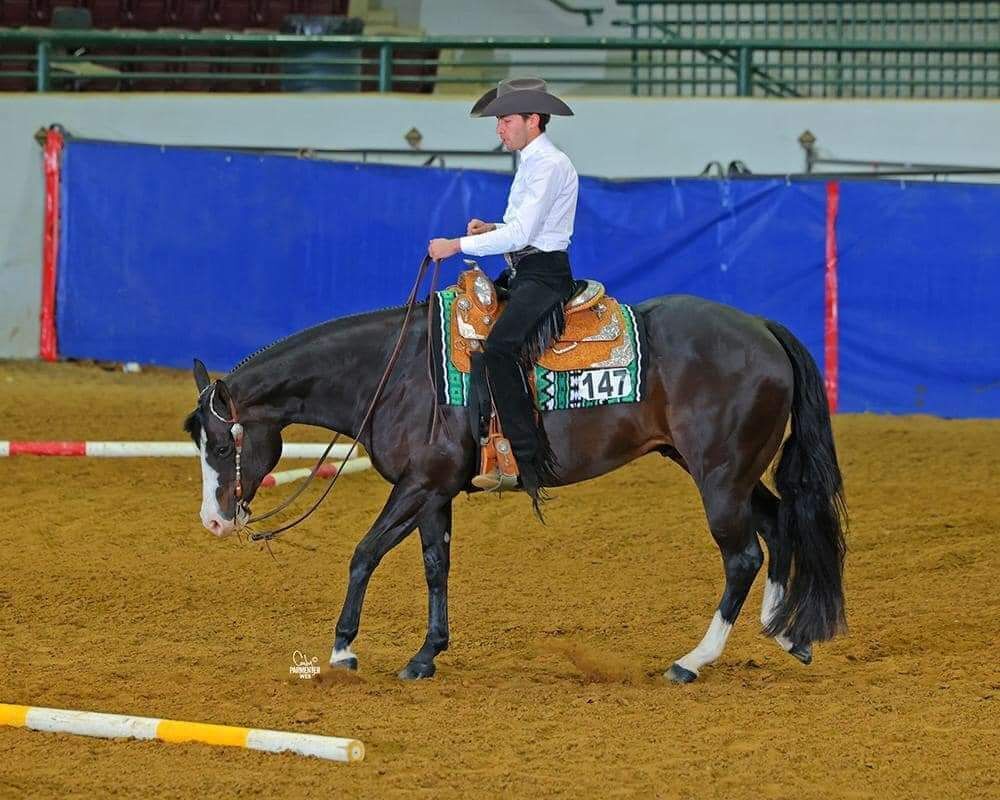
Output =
[
  {"x1": 428, "y1": 77, "x2": 578, "y2": 504},
  {"x1": 187, "y1": 78, "x2": 847, "y2": 683}
]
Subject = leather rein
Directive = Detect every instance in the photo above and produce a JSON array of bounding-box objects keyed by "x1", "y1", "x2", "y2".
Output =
[{"x1": 205, "y1": 255, "x2": 443, "y2": 543}]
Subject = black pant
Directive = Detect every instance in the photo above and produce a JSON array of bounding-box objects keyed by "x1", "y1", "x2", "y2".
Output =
[{"x1": 478, "y1": 250, "x2": 575, "y2": 492}]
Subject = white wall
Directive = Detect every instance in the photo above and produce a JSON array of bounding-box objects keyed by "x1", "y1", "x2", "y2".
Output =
[
  {"x1": 1, "y1": 92, "x2": 997, "y2": 357},
  {"x1": 420, "y1": 0, "x2": 619, "y2": 36},
  {"x1": 419, "y1": 0, "x2": 619, "y2": 91}
]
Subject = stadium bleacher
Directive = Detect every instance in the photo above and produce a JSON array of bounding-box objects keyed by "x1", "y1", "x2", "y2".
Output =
[
  {"x1": 0, "y1": 0, "x2": 351, "y2": 29},
  {"x1": 0, "y1": 0, "x2": 445, "y2": 92}
]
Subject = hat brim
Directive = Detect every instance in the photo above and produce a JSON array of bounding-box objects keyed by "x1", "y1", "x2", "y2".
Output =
[
  {"x1": 470, "y1": 88, "x2": 574, "y2": 118},
  {"x1": 469, "y1": 87, "x2": 497, "y2": 117}
]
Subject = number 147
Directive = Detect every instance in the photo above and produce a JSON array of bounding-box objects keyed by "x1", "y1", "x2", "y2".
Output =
[{"x1": 580, "y1": 368, "x2": 630, "y2": 399}]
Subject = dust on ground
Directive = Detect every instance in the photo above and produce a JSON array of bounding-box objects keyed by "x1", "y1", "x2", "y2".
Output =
[{"x1": 1, "y1": 360, "x2": 997, "y2": 799}]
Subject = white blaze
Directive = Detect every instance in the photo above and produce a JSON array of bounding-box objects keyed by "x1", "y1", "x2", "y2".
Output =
[{"x1": 199, "y1": 430, "x2": 224, "y2": 528}]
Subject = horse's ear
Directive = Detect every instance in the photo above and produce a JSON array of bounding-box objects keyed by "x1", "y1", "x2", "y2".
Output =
[
  {"x1": 214, "y1": 379, "x2": 235, "y2": 417},
  {"x1": 193, "y1": 359, "x2": 211, "y2": 394}
]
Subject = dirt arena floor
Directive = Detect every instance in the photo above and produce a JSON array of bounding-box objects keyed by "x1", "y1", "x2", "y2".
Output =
[{"x1": 1, "y1": 360, "x2": 997, "y2": 799}]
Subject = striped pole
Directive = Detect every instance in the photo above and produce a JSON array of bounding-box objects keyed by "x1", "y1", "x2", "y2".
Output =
[
  {"x1": 0, "y1": 703, "x2": 364, "y2": 763},
  {"x1": 260, "y1": 457, "x2": 372, "y2": 488},
  {"x1": 0, "y1": 441, "x2": 356, "y2": 459}
]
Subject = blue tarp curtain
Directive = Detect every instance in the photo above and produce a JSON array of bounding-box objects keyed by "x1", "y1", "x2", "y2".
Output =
[{"x1": 56, "y1": 140, "x2": 999, "y2": 417}]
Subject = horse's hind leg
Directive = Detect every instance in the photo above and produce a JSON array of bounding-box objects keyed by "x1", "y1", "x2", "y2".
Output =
[
  {"x1": 667, "y1": 478, "x2": 763, "y2": 683},
  {"x1": 752, "y1": 483, "x2": 812, "y2": 665}
]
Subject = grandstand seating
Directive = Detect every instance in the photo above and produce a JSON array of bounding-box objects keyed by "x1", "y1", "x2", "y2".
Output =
[
  {"x1": 3, "y1": 2, "x2": 996, "y2": 96},
  {"x1": 0, "y1": 0, "x2": 444, "y2": 92},
  {"x1": 0, "y1": 0, "x2": 349, "y2": 29}
]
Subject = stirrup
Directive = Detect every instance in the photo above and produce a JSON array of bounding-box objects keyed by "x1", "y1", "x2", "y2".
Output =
[
  {"x1": 474, "y1": 425, "x2": 519, "y2": 492},
  {"x1": 471, "y1": 469, "x2": 520, "y2": 492}
]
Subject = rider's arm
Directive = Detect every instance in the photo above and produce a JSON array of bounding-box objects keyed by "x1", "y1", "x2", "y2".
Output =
[{"x1": 458, "y1": 166, "x2": 562, "y2": 257}]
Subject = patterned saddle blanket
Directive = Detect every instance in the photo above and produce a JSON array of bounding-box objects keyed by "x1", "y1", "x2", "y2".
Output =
[{"x1": 435, "y1": 267, "x2": 645, "y2": 411}]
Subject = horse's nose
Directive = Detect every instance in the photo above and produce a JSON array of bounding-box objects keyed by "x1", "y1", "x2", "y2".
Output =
[{"x1": 202, "y1": 515, "x2": 231, "y2": 537}]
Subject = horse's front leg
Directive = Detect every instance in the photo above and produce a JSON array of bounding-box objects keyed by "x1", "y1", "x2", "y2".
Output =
[
  {"x1": 398, "y1": 500, "x2": 452, "y2": 680},
  {"x1": 329, "y1": 479, "x2": 431, "y2": 671}
]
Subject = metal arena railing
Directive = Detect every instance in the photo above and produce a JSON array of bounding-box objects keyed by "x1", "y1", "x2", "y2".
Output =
[
  {"x1": 615, "y1": 1, "x2": 1000, "y2": 43},
  {"x1": 613, "y1": 0, "x2": 1000, "y2": 97},
  {"x1": 0, "y1": 29, "x2": 997, "y2": 97}
]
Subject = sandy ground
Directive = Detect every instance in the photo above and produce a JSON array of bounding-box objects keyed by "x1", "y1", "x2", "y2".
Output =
[{"x1": 1, "y1": 360, "x2": 997, "y2": 799}]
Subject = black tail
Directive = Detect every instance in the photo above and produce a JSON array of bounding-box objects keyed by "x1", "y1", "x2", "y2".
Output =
[{"x1": 762, "y1": 320, "x2": 847, "y2": 644}]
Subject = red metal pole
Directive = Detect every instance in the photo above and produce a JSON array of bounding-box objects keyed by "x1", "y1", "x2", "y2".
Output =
[
  {"x1": 38, "y1": 127, "x2": 63, "y2": 361},
  {"x1": 824, "y1": 181, "x2": 840, "y2": 414},
  {"x1": 40, "y1": 126, "x2": 64, "y2": 362}
]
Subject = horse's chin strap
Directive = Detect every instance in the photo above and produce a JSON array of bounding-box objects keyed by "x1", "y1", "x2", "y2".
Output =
[{"x1": 243, "y1": 255, "x2": 442, "y2": 543}]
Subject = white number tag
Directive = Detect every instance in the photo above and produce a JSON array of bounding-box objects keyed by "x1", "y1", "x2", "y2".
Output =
[{"x1": 577, "y1": 368, "x2": 632, "y2": 401}]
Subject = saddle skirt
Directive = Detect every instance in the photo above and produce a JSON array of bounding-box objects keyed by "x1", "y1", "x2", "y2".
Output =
[{"x1": 446, "y1": 267, "x2": 636, "y2": 373}]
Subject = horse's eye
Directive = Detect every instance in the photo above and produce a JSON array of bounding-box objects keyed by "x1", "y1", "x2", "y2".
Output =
[{"x1": 215, "y1": 444, "x2": 232, "y2": 457}]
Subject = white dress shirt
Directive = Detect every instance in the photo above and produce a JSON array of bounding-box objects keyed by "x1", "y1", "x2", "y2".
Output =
[{"x1": 459, "y1": 133, "x2": 578, "y2": 257}]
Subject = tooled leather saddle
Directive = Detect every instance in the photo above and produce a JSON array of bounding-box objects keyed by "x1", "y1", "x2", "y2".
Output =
[
  {"x1": 447, "y1": 265, "x2": 628, "y2": 372},
  {"x1": 446, "y1": 263, "x2": 632, "y2": 486}
]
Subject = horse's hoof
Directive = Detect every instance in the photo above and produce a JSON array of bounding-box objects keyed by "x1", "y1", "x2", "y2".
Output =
[
  {"x1": 666, "y1": 663, "x2": 698, "y2": 684},
  {"x1": 330, "y1": 656, "x2": 358, "y2": 671},
  {"x1": 398, "y1": 660, "x2": 436, "y2": 681},
  {"x1": 789, "y1": 643, "x2": 813, "y2": 665}
]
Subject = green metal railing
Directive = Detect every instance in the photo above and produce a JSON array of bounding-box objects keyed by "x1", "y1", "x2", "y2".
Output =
[
  {"x1": 614, "y1": 1, "x2": 1000, "y2": 97},
  {"x1": 1, "y1": 30, "x2": 997, "y2": 97},
  {"x1": 615, "y1": 1, "x2": 1000, "y2": 42}
]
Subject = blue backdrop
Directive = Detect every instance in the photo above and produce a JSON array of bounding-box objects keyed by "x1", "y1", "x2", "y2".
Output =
[
  {"x1": 56, "y1": 140, "x2": 999, "y2": 417},
  {"x1": 836, "y1": 180, "x2": 1000, "y2": 417}
]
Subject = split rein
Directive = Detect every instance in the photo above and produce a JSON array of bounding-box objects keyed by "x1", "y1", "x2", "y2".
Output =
[{"x1": 209, "y1": 255, "x2": 444, "y2": 544}]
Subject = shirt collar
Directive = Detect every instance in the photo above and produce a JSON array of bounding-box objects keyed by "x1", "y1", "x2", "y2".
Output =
[{"x1": 519, "y1": 133, "x2": 552, "y2": 164}]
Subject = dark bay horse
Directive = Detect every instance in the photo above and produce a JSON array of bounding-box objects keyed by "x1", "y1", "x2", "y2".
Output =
[{"x1": 185, "y1": 293, "x2": 846, "y2": 683}]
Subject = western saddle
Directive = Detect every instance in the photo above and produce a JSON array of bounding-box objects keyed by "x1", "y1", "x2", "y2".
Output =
[{"x1": 446, "y1": 264, "x2": 630, "y2": 490}]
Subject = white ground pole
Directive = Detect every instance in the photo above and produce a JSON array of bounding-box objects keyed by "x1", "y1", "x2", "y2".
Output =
[
  {"x1": 0, "y1": 441, "x2": 356, "y2": 459},
  {"x1": 261, "y1": 457, "x2": 372, "y2": 487},
  {"x1": 0, "y1": 703, "x2": 364, "y2": 763}
]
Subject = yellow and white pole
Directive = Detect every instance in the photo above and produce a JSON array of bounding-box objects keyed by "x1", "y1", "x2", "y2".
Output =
[{"x1": 0, "y1": 704, "x2": 364, "y2": 763}]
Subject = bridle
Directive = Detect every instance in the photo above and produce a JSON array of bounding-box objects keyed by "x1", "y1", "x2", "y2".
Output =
[
  {"x1": 197, "y1": 255, "x2": 445, "y2": 543},
  {"x1": 202, "y1": 382, "x2": 246, "y2": 502}
]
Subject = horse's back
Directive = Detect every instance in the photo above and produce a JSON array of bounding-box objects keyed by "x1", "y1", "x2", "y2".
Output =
[
  {"x1": 635, "y1": 294, "x2": 794, "y2": 392},
  {"x1": 637, "y1": 293, "x2": 783, "y2": 347},
  {"x1": 637, "y1": 293, "x2": 764, "y2": 328}
]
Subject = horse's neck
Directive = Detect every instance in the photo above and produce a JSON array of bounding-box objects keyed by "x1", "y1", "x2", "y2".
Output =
[{"x1": 228, "y1": 312, "x2": 406, "y2": 437}]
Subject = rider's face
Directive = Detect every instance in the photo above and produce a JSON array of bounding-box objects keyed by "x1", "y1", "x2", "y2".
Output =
[{"x1": 495, "y1": 114, "x2": 537, "y2": 152}]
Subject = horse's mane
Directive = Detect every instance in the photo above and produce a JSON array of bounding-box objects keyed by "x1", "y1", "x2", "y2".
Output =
[
  {"x1": 181, "y1": 299, "x2": 429, "y2": 438},
  {"x1": 228, "y1": 300, "x2": 425, "y2": 376}
]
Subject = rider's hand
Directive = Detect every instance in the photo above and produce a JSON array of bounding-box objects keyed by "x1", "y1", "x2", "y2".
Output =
[
  {"x1": 428, "y1": 238, "x2": 461, "y2": 260},
  {"x1": 466, "y1": 218, "x2": 496, "y2": 236}
]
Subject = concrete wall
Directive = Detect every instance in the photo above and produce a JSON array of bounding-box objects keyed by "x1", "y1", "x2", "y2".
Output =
[
  {"x1": 420, "y1": 0, "x2": 618, "y2": 36},
  {"x1": 1, "y1": 92, "x2": 997, "y2": 357}
]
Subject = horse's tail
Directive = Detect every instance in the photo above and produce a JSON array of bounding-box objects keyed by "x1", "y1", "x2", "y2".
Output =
[{"x1": 762, "y1": 320, "x2": 847, "y2": 644}]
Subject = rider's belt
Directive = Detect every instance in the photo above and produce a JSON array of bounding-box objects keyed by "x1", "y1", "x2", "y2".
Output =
[{"x1": 503, "y1": 245, "x2": 544, "y2": 276}]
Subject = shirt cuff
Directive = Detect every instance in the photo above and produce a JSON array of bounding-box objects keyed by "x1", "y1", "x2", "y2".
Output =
[{"x1": 458, "y1": 235, "x2": 478, "y2": 256}]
